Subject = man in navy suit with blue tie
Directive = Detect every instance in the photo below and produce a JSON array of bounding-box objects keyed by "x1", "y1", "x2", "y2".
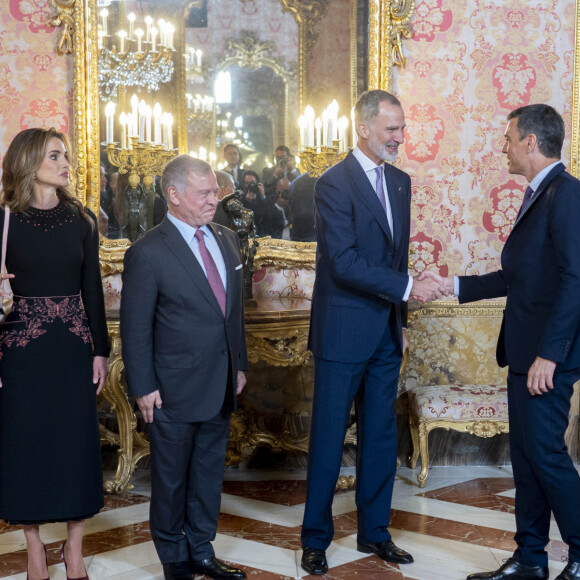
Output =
[
  {"x1": 425, "y1": 105, "x2": 580, "y2": 580},
  {"x1": 300, "y1": 90, "x2": 442, "y2": 575}
]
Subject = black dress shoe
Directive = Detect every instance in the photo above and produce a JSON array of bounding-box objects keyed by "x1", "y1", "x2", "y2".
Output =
[
  {"x1": 357, "y1": 540, "x2": 414, "y2": 564},
  {"x1": 466, "y1": 558, "x2": 549, "y2": 580},
  {"x1": 190, "y1": 557, "x2": 246, "y2": 579},
  {"x1": 301, "y1": 548, "x2": 328, "y2": 575},
  {"x1": 556, "y1": 561, "x2": 580, "y2": 580},
  {"x1": 163, "y1": 561, "x2": 193, "y2": 580}
]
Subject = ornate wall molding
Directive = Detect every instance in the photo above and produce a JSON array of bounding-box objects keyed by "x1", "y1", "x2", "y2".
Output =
[
  {"x1": 571, "y1": 0, "x2": 580, "y2": 177},
  {"x1": 368, "y1": 0, "x2": 415, "y2": 92}
]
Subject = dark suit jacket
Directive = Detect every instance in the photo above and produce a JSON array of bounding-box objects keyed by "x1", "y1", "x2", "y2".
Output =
[
  {"x1": 459, "y1": 163, "x2": 580, "y2": 374},
  {"x1": 288, "y1": 173, "x2": 316, "y2": 242},
  {"x1": 120, "y1": 218, "x2": 248, "y2": 423},
  {"x1": 308, "y1": 151, "x2": 411, "y2": 363}
]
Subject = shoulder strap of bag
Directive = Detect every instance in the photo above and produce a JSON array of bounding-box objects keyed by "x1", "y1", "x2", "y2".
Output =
[{"x1": 1, "y1": 206, "x2": 10, "y2": 276}]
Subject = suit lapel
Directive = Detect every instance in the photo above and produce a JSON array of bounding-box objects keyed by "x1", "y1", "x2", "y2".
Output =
[
  {"x1": 512, "y1": 162, "x2": 566, "y2": 229},
  {"x1": 344, "y1": 153, "x2": 394, "y2": 246},
  {"x1": 159, "y1": 218, "x2": 224, "y2": 317}
]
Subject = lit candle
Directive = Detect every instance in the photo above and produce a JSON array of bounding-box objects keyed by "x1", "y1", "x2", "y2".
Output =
[
  {"x1": 305, "y1": 105, "x2": 315, "y2": 148},
  {"x1": 158, "y1": 19, "x2": 166, "y2": 47},
  {"x1": 322, "y1": 109, "x2": 329, "y2": 148},
  {"x1": 144, "y1": 15, "x2": 153, "y2": 42},
  {"x1": 167, "y1": 114, "x2": 173, "y2": 150},
  {"x1": 327, "y1": 117, "x2": 334, "y2": 148},
  {"x1": 315, "y1": 117, "x2": 322, "y2": 151},
  {"x1": 330, "y1": 99, "x2": 339, "y2": 141},
  {"x1": 167, "y1": 23, "x2": 175, "y2": 50},
  {"x1": 100, "y1": 8, "x2": 108, "y2": 35},
  {"x1": 135, "y1": 29, "x2": 144, "y2": 53},
  {"x1": 189, "y1": 47, "x2": 195, "y2": 67},
  {"x1": 196, "y1": 49, "x2": 202, "y2": 68},
  {"x1": 351, "y1": 107, "x2": 357, "y2": 149},
  {"x1": 117, "y1": 30, "x2": 127, "y2": 54},
  {"x1": 153, "y1": 103, "x2": 162, "y2": 145},
  {"x1": 199, "y1": 146, "x2": 207, "y2": 161},
  {"x1": 338, "y1": 116, "x2": 349, "y2": 152},
  {"x1": 138, "y1": 100, "x2": 146, "y2": 142},
  {"x1": 131, "y1": 94, "x2": 139, "y2": 137},
  {"x1": 126, "y1": 112, "x2": 133, "y2": 141},
  {"x1": 145, "y1": 105, "x2": 152, "y2": 143},
  {"x1": 127, "y1": 12, "x2": 135, "y2": 40},
  {"x1": 298, "y1": 116, "x2": 306, "y2": 150},
  {"x1": 150, "y1": 27, "x2": 158, "y2": 52},
  {"x1": 119, "y1": 112, "x2": 127, "y2": 149},
  {"x1": 105, "y1": 101, "x2": 115, "y2": 144}
]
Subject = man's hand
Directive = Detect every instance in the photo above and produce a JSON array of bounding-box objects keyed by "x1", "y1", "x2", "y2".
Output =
[
  {"x1": 136, "y1": 390, "x2": 163, "y2": 423},
  {"x1": 93, "y1": 355, "x2": 109, "y2": 395},
  {"x1": 411, "y1": 272, "x2": 448, "y2": 302},
  {"x1": 417, "y1": 270, "x2": 455, "y2": 297},
  {"x1": 236, "y1": 371, "x2": 246, "y2": 395},
  {"x1": 527, "y1": 357, "x2": 557, "y2": 396}
]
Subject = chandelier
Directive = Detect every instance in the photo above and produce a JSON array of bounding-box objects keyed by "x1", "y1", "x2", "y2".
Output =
[{"x1": 98, "y1": 8, "x2": 176, "y2": 99}]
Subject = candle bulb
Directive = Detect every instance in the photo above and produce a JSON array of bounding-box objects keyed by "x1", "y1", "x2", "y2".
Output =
[
  {"x1": 322, "y1": 109, "x2": 329, "y2": 148},
  {"x1": 119, "y1": 112, "x2": 127, "y2": 149},
  {"x1": 196, "y1": 49, "x2": 202, "y2": 68},
  {"x1": 138, "y1": 100, "x2": 146, "y2": 142},
  {"x1": 105, "y1": 101, "x2": 115, "y2": 144},
  {"x1": 338, "y1": 116, "x2": 349, "y2": 152},
  {"x1": 150, "y1": 27, "x2": 158, "y2": 52},
  {"x1": 153, "y1": 103, "x2": 162, "y2": 146},
  {"x1": 305, "y1": 105, "x2": 315, "y2": 148},
  {"x1": 127, "y1": 12, "x2": 135, "y2": 40},
  {"x1": 167, "y1": 23, "x2": 175, "y2": 50},
  {"x1": 118, "y1": 30, "x2": 127, "y2": 54},
  {"x1": 100, "y1": 8, "x2": 108, "y2": 35},
  {"x1": 315, "y1": 117, "x2": 322, "y2": 151},
  {"x1": 130, "y1": 94, "x2": 139, "y2": 137},
  {"x1": 298, "y1": 116, "x2": 306, "y2": 150},
  {"x1": 351, "y1": 107, "x2": 357, "y2": 149},
  {"x1": 158, "y1": 19, "x2": 166, "y2": 47},
  {"x1": 167, "y1": 114, "x2": 174, "y2": 150},
  {"x1": 135, "y1": 29, "x2": 143, "y2": 53},
  {"x1": 144, "y1": 15, "x2": 153, "y2": 43},
  {"x1": 145, "y1": 105, "x2": 152, "y2": 143}
]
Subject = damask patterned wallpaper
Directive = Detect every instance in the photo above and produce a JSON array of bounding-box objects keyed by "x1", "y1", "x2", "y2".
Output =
[
  {"x1": 395, "y1": 0, "x2": 576, "y2": 276},
  {"x1": 0, "y1": 0, "x2": 72, "y2": 161}
]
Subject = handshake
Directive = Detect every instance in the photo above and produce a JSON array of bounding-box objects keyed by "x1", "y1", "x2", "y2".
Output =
[{"x1": 410, "y1": 270, "x2": 454, "y2": 303}]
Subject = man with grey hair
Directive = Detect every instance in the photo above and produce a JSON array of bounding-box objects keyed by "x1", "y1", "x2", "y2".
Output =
[
  {"x1": 121, "y1": 155, "x2": 248, "y2": 580},
  {"x1": 300, "y1": 90, "x2": 441, "y2": 575},
  {"x1": 213, "y1": 170, "x2": 236, "y2": 227}
]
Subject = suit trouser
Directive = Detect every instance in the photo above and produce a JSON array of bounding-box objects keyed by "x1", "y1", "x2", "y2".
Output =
[
  {"x1": 301, "y1": 322, "x2": 401, "y2": 550},
  {"x1": 148, "y1": 406, "x2": 231, "y2": 564},
  {"x1": 508, "y1": 368, "x2": 580, "y2": 567}
]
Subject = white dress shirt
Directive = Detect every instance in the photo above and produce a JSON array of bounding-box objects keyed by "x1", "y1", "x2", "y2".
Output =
[{"x1": 167, "y1": 212, "x2": 227, "y2": 290}]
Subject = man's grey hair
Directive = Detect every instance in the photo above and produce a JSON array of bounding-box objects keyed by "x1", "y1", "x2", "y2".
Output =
[
  {"x1": 161, "y1": 155, "x2": 213, "y2": 198},
  {"x1": 215, "y1": 170, "x2": 235, "y2": 189},
  {"x1": 354, "y1": 90, "x2": 402, "y2": 125}
]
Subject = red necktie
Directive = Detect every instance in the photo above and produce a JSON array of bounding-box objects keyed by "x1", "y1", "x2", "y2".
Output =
[{"x1": 194, "y1": 229, "x2": 226, "y2": 316}]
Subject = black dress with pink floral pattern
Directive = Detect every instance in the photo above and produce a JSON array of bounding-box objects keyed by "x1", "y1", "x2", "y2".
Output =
[{"x1": 0, "y1": 202, "x2": 110, "y2": 524}]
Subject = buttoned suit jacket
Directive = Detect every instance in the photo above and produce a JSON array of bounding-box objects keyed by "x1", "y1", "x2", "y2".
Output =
[
  {"x1": 459, "y1": 163, "x2": 580, "y2": 374},
  {"x1": 308, "y1": 151, "x2": 411, "y2": 363},
  {"x1": 120, "y1": 217, "x2": 248, "y2": 423}
]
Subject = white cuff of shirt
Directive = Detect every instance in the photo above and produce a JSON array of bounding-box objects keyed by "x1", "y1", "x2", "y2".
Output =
[
  {"x1": 453, "y1": 276, "x2": 460, "y2": 296},
  {"x1": 403, "y1": 275, "x2": 413, "y2": 302}
]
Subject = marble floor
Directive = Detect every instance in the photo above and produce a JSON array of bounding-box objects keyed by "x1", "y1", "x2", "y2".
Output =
[{"x1": 0, "y1": 465, "x2": 573, "y2": 580}]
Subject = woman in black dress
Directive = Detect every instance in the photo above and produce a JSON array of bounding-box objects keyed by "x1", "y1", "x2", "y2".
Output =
[{"x1": 0, "y1": 128, "x2": 110, "y2": 580}]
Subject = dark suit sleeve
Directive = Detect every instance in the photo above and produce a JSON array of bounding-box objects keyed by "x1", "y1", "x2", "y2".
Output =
[
  {"x1": 536, "y1": 181, "x2": 580, "y2": 363},
  {"x1": 120, "y1": 244, "x2": 160, "y2": 397},
  {"x1": 458, "y1": 270, "x2": 508, "y2": 303},
  {"x1": 315, "y1": 172, "x2": 410, "y2": 303}
]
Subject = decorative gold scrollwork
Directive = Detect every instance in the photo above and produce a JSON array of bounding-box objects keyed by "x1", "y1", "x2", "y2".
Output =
[
  {"x1": 368, "y1": 0, "x2": 415, "y2": 92},
  {"x1": 50, "y1": 0, "x2": 75, "y2": 55},
  {"x1": 465, "y1": 420, "x2": 509, "y2": 438}
]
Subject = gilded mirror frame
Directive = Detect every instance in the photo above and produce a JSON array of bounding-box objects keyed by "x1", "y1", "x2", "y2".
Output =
[{"x1": 52, "y1": 0, "x2": 414, "y2": 272}]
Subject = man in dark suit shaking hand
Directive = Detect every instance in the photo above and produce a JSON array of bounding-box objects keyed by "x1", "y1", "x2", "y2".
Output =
[
  {"x1": 424, "y1": 105, "x2": 580, "y2": 580},
  {"x1": 121, "y1": 156, "x2": 248, "y2": 580},
  {"x1": 300, "y1": 90, "x2": 442, "y2": 575}
]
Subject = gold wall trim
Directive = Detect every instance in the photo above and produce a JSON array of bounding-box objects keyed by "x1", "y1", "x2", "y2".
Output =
[
  {"x1": 571, "y1": 0, "x2": 580, "y2": 177},
  {"x1": 252, "y1": 238, "x2": 316, "y2": 271},
  {"x1": 368, "y1": 0, "x2": 415, "y2": 92},
  {"x1": 410, "y1": 299, "x2": 506, "y2": 319}
]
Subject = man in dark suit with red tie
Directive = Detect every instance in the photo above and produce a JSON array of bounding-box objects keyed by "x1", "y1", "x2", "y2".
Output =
[
  {"x1": 300, "y1": 90, "x2": 442, "y2": 575},
  {"x1": 424, "y1": 105, "x2": 580, "y2": 580},
  {"x1": 121, "y1": 156, "x2": 247, "y2": 580}
]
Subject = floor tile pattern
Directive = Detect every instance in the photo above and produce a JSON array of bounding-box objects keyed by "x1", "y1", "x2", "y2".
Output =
[{"x1": 0, "y1": 466, "x2": 572, "y2": 579}]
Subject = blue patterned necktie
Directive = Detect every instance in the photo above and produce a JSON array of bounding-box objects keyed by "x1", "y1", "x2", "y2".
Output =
[{"x1": 374, "y1": 165, "x2": 387, "y2": 213}]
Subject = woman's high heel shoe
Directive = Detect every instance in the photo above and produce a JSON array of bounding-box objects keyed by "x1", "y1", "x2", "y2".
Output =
[
  {"x1": 60, "y1": 541, "x2": 89, "y2": 580},
  {"x1": 26, "y1": 543, "x2": 49, "y2": 580}
]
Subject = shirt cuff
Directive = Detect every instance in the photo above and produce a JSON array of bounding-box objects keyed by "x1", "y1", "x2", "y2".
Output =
[
  {"x1": 403, "y1": 275, "x2": 413, "y2": 302},
  {"x1": 453, "y1": 276, "x2": 460, "y2": 296}
]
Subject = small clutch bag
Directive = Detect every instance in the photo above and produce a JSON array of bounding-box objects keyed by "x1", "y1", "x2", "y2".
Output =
[{"x1": 0, "y1": 206, "x2": 13, "y2": 323}]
